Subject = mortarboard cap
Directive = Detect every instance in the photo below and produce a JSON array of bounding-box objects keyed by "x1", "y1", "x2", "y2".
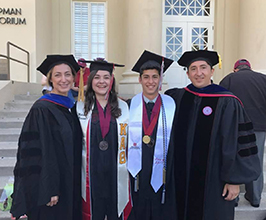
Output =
[
  {"x1": 37, "y1": 54, "x2": 80, "y2": 76},
  {"x1": 79, "y1": 58, "x2": 124, "y2": 74},
  {"x1": 178, "y1": 50, "x2": 219, "y2": 68},
  {"x1": 131, "y1": 50, "x2": 174, "y2": 75}
]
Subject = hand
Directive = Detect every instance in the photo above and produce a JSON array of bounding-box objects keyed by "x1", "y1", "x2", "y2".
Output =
[
  {"x1": 46, "y1": 196, "x2": 59, "y2": 206},
  {"x1": 72, "y1": 86, "x2": 79, "y2": 91},
  {"x1": 222, "y1": 184, "x2": 239, "y2": 201}
]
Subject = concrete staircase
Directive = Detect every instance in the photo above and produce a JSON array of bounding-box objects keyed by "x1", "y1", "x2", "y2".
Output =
[
  {"x1": 235, "y1": 163, "x2": 266, "y2": 220},
  {"x1": 0, "y1": 93, "x2": 265, "y2": 220},
  {"x1": 0, "y1": 94, "x2": 39, "y2": 220}
]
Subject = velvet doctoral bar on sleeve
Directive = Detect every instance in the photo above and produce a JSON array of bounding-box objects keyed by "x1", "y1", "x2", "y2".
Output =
[{"x1": 11, "y1": 98, "x2": 82, "y2": 220}]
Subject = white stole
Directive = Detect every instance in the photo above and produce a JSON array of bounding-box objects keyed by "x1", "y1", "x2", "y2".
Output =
[
  {"x1": 77, "y1": 98, "x2": 129, "y2": 216},
  {"x1": 128, "y1": 93, "x2": 175, "y2": 192}
]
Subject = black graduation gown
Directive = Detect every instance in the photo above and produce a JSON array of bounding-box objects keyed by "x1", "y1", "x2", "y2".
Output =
[
  {"x1": 11, "y1": 99, "x2": 82, "y2": 220},
  {"x1": 128, "y1": 101, "x2": 176, "y2": 220},
  {"x1": 165, "y1": 85, "x2": 261, "y2": 220},
  {"x1": 89, "y1": 104, "x2": 121, "y2": 220}
]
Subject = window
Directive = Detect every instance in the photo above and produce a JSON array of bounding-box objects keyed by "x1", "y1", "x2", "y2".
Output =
[
  {"x1": 73, "y1": 2, "x2": 106, "y2": 60},
  {"x1": 165, "y1": 27, "x2": 183, "y2": 61},
  {"x1": 191, "y1": 27, "x2": 209, "y2": 50},
  {"x1": 164, "y1": 0, "x2": 211, "y2": 16}
]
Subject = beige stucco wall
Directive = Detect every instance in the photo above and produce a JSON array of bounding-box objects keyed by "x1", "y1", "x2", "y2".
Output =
[
  {"x1": 106, "y1": 0, "x2": 126, "y2": 82},
  {"x1": 35, "y1": 0, "x2": 53, "y2": 83},
  {"x1": 238, "y1": 0, "x2": 266, "y2": 73},
  {"x1": 215, "y1": 0, "x2": 266, "y2": 83},
  {"x1": 214, "y1": 0, "x2": 240, "y2": 83},
  {"x1": 0, "y1": 0, "x2": 36, "y2": 82},
  {"x1": 124, "y1": 0, "x2": 162, "y2": 69},
  {"x1": 118, "y1": 0, "x2": 162, "y2": 96}
]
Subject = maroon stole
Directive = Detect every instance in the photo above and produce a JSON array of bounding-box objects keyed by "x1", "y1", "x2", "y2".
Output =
[
  {"x1": 142, "y1": 96, "x2": 162, "y2": 138},
  {"x1": 81, "y1": 101, "x2": 131, "y2": 220}
]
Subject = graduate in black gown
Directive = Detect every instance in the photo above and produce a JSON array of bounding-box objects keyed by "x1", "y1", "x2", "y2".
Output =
[
  {"x1": 76, "y1": 58, "x2": 131, "y2": 220},
  {"x1": 127, "y1": 50, "x2": 177, "y2": 220},
  {"x1": 11, "y1": 55, "x2": 82, "y2": 220},
  {"x1": 165, "y1": 50, "x2": 261, "y2": 220}
]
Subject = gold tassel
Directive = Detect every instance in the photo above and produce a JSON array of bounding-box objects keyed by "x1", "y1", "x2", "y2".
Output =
[
  {"x1": 77, "y1": 68, "x2": 84, "y2": 102},
  {"x1": 218, "y1": 54, "x2": 222, "y2": 69}
]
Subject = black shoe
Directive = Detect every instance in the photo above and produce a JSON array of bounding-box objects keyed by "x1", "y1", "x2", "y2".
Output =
[{"x1": 244, "y1": 194, "x2": 260, "y2": 208}]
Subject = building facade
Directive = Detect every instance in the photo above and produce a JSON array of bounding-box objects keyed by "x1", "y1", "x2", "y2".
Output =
[{"x1": 0, "y1": 0, "x2": 266, "y2": 96}]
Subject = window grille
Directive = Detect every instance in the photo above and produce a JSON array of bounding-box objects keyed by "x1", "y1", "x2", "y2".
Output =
[{"x1": 165, "y1": 0, "x2": 211, "y2": 16}]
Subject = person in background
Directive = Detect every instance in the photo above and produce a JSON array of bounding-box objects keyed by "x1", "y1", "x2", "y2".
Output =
[
  {"x1": 41, "y1": 75, "x2": 52, "y2": 95},
  {"x1": 11, "y1": 55, "x2": 82, "y2": 220},
  {"x1": 76, "y1": 58, "x2": 131, "y2": 220},
  {"x1": 220, "y1": 59, "x2": 266, "y2": 207},
  {"x1": 165, "y1": 50, "x2": 261, "y2": 220},
  {"x1": 127, "y1": 50, "x2": 176, "y2": 220},
  {"x1": 71, "y1": 58, "x2": 90, "y2": 98}
]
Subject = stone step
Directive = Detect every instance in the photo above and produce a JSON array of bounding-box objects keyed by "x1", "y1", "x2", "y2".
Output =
[
  {"x1": 0, "y1": 211, "x2": 27, "y2": 220},
  {"x1": 235, "y1": 193, "x2": 266, "y2": 220},
  {"x1": 0, "y1": 118, "x2": 24, "y2": 129},
  {"x1": 14, "y1": 94, "x2": 40, "y2": 102},
  {"x1": 3, "y1": 101, "x2": 34, "y2": 111},
  {"x1": 0, "y1": 210, "x2": 12, "y2": 220},
  {"x1": 0, "y1": 110, "x2": 28, "y2": 119},
  {"x1": 0, "y1": 157, "x2": 15, "y2": 177},
  {"x1": 0, "y1": 129, "x2": 20, "y2": 142},
  {"x1": 0, "y1": 142, "x2": 17, "y2": 157}
]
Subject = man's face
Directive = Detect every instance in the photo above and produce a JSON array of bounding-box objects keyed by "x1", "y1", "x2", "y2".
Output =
[
  {"x1": 139, "y1": 69, "x2": 160, "y2": 99},
  {"x1": 187, "y1": 60, "x2": 214, "y2": 88}
]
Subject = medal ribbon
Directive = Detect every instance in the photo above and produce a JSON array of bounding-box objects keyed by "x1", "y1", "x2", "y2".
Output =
[
  {"x1": 142, "y1": 96, "x2": 162, "y2": 137},
  {"x1": 96, "y1": 100, "x2": 111, "y2": 139}
]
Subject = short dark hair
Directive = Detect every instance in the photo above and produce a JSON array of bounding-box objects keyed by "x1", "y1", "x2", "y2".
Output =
[
  {"x1": 236, "y1": 64, "x2": 251, "y2": 70},
  {"x1": 140, "y1": 60, "x2": 160, "y2": 75}
]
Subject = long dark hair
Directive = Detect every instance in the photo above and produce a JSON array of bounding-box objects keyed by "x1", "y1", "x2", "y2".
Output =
[{"x1": 84, "y1": 70, "x2": 121, "y2": 118}]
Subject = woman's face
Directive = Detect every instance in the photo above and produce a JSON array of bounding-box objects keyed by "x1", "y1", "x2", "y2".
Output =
[
  {"x1": 92, "y1": 70, "x2": 111, "y2": 98},
  {"x1": 50, "y1": 63, "x2": 74, "y2": 96}
]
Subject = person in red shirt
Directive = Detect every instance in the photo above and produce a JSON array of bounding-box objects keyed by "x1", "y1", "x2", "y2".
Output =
[{"x1": 71, "y1": 58, "x2": 90, "y2": 98}]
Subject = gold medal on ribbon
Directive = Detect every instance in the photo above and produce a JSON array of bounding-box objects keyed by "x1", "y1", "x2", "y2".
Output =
[{"x1": 143, "y1": 135, "x2": 151, "y2": 144}]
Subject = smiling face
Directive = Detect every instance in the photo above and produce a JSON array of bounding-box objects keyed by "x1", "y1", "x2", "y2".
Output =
[
  {"x1": 50, "y1": 63, "x2": 74, "y2": 96},
  {"x1": 187, "y1": 60, "x2": 214, "y2": 88},
  {"x1": 139, "y1": 69, "x2": 160, "y2": 100},
  {"x1": 92, "y1": 70, "x2": 111, "y2": 99}
]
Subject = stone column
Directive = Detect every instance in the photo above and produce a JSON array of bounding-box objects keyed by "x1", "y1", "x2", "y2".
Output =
[
  {"x1": 118, "y1": 0, "x2": 164, "y2": 98},
  {"x1": 238, "y1": 0, "x2": 266, "y2": 73}
]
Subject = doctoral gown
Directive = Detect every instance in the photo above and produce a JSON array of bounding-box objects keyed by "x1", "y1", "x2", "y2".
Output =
[
  {"x1": 11, "y1": 96, "x2": 82, "y2": 220},
  {"x1": 165, "y1": 84, "x2": 261, "y2": 220},
  {"x1": 127, "y1": 99, "x2": 177, "y2": 220}
]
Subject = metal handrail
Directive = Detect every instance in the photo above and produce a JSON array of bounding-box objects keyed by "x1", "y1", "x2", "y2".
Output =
[{"x1": 0, "y1": 42, "x2": 30, "y2": 82}]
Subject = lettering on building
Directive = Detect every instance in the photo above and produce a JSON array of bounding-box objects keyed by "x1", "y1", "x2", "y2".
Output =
[{"x1": 0, "y1": 8, "x2": 26, "y2": 25}]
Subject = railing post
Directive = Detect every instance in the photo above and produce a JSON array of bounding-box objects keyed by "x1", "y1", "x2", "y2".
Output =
[
  {"x1": 7, "y1": 42, "x2": 10, "y2": 80},
  {"x1": 27, "y1": 53, "x2": 30, "y2": 82}
]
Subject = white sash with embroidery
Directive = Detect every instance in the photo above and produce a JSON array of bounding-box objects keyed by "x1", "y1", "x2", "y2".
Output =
[
  {"x1": 128, "y1": 93, "x2": 175, "y2": 192},
  {"x1": 77, "y1": 98, "x2": 129, "y2": 216}
]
